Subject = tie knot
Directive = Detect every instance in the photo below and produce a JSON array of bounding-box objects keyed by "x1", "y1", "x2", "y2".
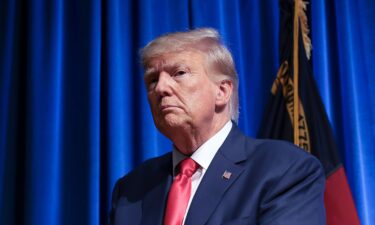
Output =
[{"x1": 178, "y1": 158, "x2": 199, "y2": 177}]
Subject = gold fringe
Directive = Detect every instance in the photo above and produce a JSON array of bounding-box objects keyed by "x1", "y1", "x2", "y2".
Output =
[{"x1": 296, "y1": 0, "x2": 312, "y2": 60}]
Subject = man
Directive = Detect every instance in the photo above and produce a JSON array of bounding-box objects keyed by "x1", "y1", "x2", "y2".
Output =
[{"x1": 109, "y1": 28, "x2": 326, "y2": 225}]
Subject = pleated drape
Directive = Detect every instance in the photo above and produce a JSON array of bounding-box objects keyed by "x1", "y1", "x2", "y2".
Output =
[{"x1": 0, "y1": 0, "x2": 374, "y2": 225}]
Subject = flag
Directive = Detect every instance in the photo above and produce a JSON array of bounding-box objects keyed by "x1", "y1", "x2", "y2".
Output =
[{"x1": 257, "y1": 0, "x2": 361, "y2": 224}]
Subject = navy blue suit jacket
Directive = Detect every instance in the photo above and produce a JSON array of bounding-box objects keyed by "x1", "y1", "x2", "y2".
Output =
[{"x1": 109, "y1": 125, "x2": 326, "y2": 225}]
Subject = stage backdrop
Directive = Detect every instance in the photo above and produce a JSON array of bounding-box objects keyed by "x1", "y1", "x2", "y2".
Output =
[{"x1": 0, "y1": 0, "x2": 374, "y2": 225}]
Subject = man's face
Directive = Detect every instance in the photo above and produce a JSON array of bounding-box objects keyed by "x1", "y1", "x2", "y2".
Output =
[{"x1": 144, "y1": 51, "x2": 218, "y2": 136}]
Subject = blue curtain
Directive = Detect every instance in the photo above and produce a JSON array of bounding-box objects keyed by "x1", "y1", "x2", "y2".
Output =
[
  {"x1": 0, "y1": 0, "x2": 374, "y2": 225},
  {"x1": 311, "y1": 1, "x2": 375, "y2": 224}
]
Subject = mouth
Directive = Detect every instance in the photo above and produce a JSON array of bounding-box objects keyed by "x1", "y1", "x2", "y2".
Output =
[{"x1": 160, "y1": 105, "x2": 179, "y2": 112}]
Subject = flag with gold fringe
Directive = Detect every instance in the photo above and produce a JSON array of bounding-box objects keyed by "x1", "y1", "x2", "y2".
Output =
[{"x1": 257, "y1": 0, "x2": 361, "y2": 224}]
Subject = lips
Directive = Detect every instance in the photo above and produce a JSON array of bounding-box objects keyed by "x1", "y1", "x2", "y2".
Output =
[
  {"x1": 159, "y1": 104, "x2": 182, "y2": 114},
  {"x1": 160, "y1": 105, "x2": 178, "y2": 110}
]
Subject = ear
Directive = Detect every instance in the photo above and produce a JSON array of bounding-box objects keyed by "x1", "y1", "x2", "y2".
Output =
[{"x1": 215, "y1": 79, "x2": 233, "y2": 107}]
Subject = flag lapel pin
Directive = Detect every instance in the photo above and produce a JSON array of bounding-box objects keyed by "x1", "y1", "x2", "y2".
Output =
[{"x1": 222, "y1": 170, "x2": 232, "y2": 180}]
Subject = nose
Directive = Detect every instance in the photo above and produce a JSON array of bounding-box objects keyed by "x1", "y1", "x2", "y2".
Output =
[{"x1": 154, "y1": 71, "x2": 173, "y2": 96}]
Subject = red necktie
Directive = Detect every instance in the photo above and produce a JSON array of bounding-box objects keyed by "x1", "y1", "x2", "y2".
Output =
[{"x1": 164, "y1": 158, "x2": 199, "y2": 225}]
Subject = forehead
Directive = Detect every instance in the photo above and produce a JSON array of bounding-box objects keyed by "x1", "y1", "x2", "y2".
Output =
[{"x1": 144, "y1": 50, "x2": 206, "y2": 71}]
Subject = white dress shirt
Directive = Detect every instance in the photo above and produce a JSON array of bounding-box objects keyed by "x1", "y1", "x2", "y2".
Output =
[{"x1": 172, "y1": 120, "x2": 233, "y2": 224}]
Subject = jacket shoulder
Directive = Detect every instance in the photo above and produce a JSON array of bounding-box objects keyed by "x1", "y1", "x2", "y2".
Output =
[
  {"x1": 247, "y1": 138, "x2": 322, "y2": 169},
  {"x1": 111, "y1": 152, "x2": 172, "y2": 201}
]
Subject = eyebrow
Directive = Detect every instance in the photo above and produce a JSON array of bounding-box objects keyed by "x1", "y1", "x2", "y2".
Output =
[
  {"x1": 144, "y1": 62, "x2": 187, "y2": 78},
  {"x1": 144, "y1": 67, "x2": 157, "y2": 77}
]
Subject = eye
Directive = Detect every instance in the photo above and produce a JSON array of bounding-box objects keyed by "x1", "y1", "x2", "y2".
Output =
[
  {"x1": 174, "y1": 70, "x2": 187, "y2": 77},
  {"x1": 145, "y1": 75, "x2": 158, "y2": 90}
]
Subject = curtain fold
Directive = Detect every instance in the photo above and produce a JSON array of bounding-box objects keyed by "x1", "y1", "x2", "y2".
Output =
[
  {"x1": 311, "y1": 1, "x2": 375, "y2": 224},
  {"x1": 0, "y1": 0, "x2": 374, "y2": 225}
]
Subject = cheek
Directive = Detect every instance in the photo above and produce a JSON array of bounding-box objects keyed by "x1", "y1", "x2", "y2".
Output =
[{"x1": 187, "y1": 87, "x2": 216, "y2": 110}]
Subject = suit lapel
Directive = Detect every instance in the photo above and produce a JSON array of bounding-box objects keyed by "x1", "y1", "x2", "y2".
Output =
[
  {"x1": 141, "y1": 155, "x2": 173, "y2": 225},
  {"x1": 185, "y1": 126, "x2": 248, "y2": 225}
]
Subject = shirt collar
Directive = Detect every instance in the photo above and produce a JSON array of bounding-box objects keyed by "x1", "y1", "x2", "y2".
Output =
[{"x1": 172, "y1": 120, "x2": 233, "y2": 175}]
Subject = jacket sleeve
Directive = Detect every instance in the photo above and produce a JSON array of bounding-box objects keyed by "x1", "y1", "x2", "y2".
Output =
[{"x1": 258, "y1": 155, "x2": 326, "y2": 225}]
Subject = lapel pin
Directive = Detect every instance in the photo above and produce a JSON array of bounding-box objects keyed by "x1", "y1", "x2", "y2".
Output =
[{"x1": 222, "y1": 170, "x2": 232, "y2": 180}]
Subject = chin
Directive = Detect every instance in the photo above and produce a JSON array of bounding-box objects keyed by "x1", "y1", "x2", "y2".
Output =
[
  {"x1": 156, "y1": 115, "x2": 188, "y2": 131},
  {"x1": 161, "y1": 119, "x2": 184, "y2": 129}
]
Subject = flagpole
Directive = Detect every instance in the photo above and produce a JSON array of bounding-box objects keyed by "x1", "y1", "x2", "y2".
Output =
[{"x1": 293, "y1": 0, "x2": 300, "y2": 146}]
